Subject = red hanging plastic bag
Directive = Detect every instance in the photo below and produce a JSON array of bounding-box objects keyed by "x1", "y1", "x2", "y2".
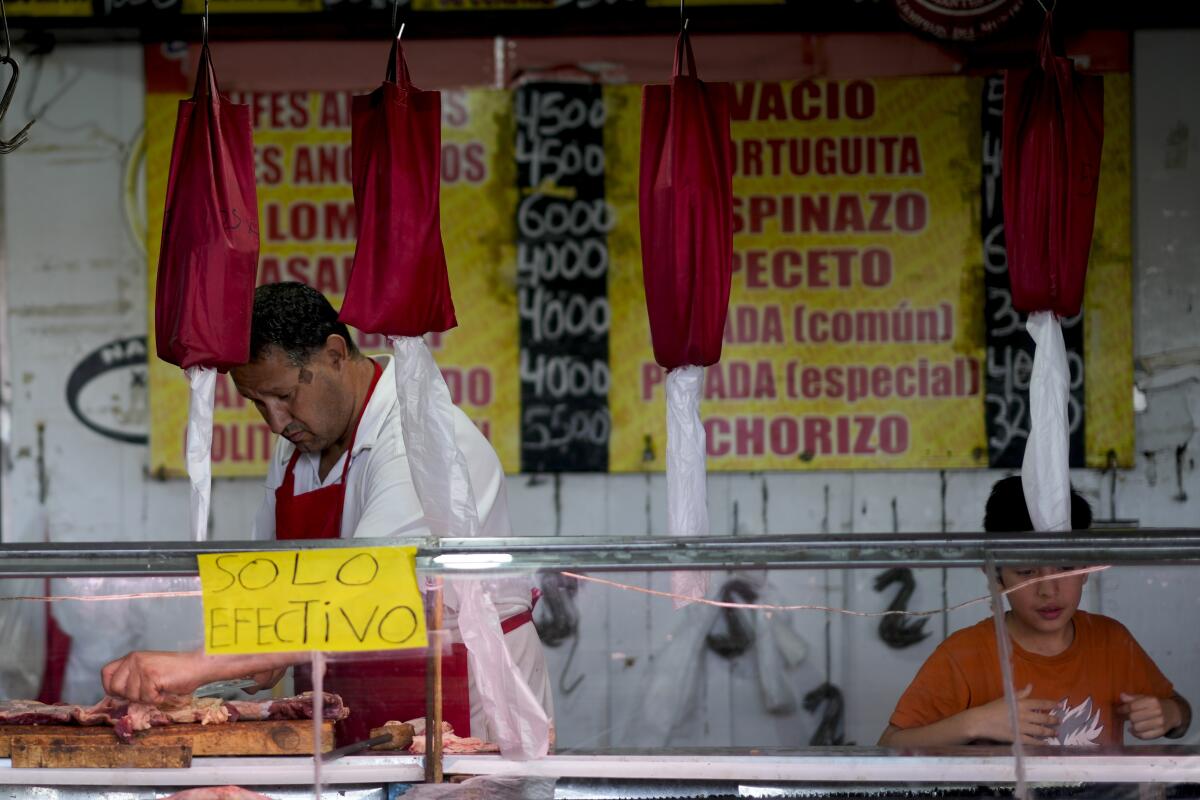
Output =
[
  {"x1": 339, "y1": 39, "x2": 456, "y2": 337},
  {"x1": 1002, "y1": 13, "x2": 1103, "y2": 318},
  {"x1": 640, "y1": 32, "x2": 733, "y2": 607},
  {"x1": 639, "y1": 31, "x2": 733, "y2": 370},
  {"x1": 154, "y1": 44, "x2": 259, "y2": 371},
  {"x1": 340, "y1": 39, "x2": 548, "y2": 758}
]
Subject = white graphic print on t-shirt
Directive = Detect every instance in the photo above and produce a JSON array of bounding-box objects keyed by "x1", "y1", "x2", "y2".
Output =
[{"x1": 1045, "y1": 697, "x2": 1103, "y2": 746}]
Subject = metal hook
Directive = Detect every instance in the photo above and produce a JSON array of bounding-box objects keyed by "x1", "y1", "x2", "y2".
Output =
[
  {"x1": 1, "y1": 0, "x2": 11, "y2": 61},
  {"x1": 0, "y1": 2, "x2": 34, "y2": 154},
  {"x1": 0, "y1": 57, "x2": 33, "y2": 153},
  {"x1": 558, "y1": 632, "x2": 585, "y2": 697},
  {"x1": 202, "y1": 0, "x2": 209, "y2": 47},
  {"x1": 1034, "y1": 0, "x2": 1055, "y2": 13},
  {"x1": 679, "y1": 0, "x2": 687, "y2": 32},
  {"x1": 391, "y1": 0, "x2": 404, "y2": 39}
]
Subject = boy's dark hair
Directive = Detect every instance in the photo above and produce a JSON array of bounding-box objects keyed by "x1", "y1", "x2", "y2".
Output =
[
  {"x1": 983, "y1": 475, "x2": 1093, "y2": 533},
  {"x1": 249, "y1": 282, "x2": 359, "y2": 366}
]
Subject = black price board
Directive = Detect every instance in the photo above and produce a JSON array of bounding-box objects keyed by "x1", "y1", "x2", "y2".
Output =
[{"x1": 515, "y1": 83, "x2": 612, "y2": 472}]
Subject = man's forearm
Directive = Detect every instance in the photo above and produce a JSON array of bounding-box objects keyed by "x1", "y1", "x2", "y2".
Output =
[{"x1": 190, "y1": 650, "x2": 306, "y2": 685}]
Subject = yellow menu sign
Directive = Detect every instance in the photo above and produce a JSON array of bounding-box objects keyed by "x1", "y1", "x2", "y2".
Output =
[
  {"x1": 181, "y1": 0, "x2": 322, "y2": 11},
  {"x1": 7, "y1": 0, "x2": 90, "y2": 15},
  {"x1": 198, "y1": 547, "x2": 427, "y2": 655}
]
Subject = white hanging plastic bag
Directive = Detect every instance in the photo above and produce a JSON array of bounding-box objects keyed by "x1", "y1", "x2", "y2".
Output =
[
  {"x1": 51, "y1": 578, "x2": 143, "y2": 702},
  {"x1": 455, "y1": 576, "x2": 549, "y2": 760},
  {"x1": 624, "y1": 601, "x2": 719, "y2": 747},
  {"x1": 1022, "y1": 311, "x2": 1071, "y2": 531},
  {"x1": 754, "y1": 582, "x2": 809, "y2": 715},
  {"x1": 0, "y1": 579, "x2": 46, "y2": 699},
  {"x1": 185, "y1": 366, "x2": 216, "y2": 542},
  {"x1": 391, "y1": 336, "x2": 479, "y2": 537},
  {"x1": 391, "y1": 336, "x2": 550, "y2": 759},
  {"x1": 666, "y1": 366, "x2": 709, "y2": 606}
]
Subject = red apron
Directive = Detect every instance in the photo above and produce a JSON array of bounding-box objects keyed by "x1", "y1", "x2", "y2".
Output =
[{"x1": 274, "y1": 361, "x2": 532, "y2": 743}]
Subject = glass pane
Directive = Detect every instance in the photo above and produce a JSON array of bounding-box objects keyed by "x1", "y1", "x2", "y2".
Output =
[{"x1": 0, "y1": 543, "x2": 1194, "y2": 798}]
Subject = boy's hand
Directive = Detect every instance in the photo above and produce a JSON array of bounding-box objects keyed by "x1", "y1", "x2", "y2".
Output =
[
  {"x1": 1119, "y1": 693, "x2": 1180, "y2": 740},
  {"x1": 971, "y1": 684, "x2": 1059, "y2": 744}
]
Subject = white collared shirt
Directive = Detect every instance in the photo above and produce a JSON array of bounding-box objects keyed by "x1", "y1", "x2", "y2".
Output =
[{"x1": 252, "y1": 355, "x2": 510, "y2": 542}]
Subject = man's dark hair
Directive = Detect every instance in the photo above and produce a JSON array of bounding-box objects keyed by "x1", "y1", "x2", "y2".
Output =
[
  {"x1": 983, "y1": 475, "x2": 1093, "y2": 533},
  {"x1": 249, "y1": 282, "x2": 359, "y2": 365}
]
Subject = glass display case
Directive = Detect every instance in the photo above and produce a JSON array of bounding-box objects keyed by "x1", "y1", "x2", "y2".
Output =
[{"x1": 0, "y1": 529, "x2": 1196, "y2": 799}]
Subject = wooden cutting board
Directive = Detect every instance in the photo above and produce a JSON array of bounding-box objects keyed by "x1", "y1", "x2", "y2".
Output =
[
  {"x1": 11, "y1": 736, "x2": 192, "y2": 768},
  {"x1": 368, "y1": 722, "x2": 415, "y2": 751},
  {"x1": 0, "y1": 720, "x2": 333, "y2": 759}
]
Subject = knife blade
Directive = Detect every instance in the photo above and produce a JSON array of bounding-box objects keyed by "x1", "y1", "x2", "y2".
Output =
[{"x1": 194, "y1": 679, "x2": 258, "y2": 698}]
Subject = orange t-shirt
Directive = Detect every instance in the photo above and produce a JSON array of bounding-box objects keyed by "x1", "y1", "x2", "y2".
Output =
[{"x1": 889, "y1": 611, "x2": 1174, "y2": 746}]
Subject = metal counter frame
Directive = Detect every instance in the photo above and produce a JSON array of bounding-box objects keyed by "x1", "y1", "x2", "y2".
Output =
[
  {"x1": 1, "y1": 529, "x2": 1199, "y2": 577},
  {"x1": 1, "y1": 533, "x2": 1197, "y2": 795},
  {"x1": 0, "y1": 747, "x2": 1197, "y2": 786}
]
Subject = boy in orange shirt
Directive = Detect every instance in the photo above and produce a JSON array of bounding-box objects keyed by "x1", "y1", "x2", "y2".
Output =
[{"x1": 879, "y1": 477, "x2": 1190, "y2": 747}]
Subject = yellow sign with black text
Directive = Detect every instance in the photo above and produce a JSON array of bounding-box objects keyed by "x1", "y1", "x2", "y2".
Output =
[
  {"x1": 198, "y1": 547, "x2": 427, "y2": 655},
  {"x1": 607, "y1": 77, "x2": 1133, "y2": 471},
  {"x1": 146, "y1": 85, "x2": 518, "y2": 478},
  {"x1": 181, "y1": 0, "x2": 323, "y2": 12},
  {"x1": 145, "y1": 58, "x2": 1133, "y2": 475},
  {"x1": 7, "y1": 0, "x2": 90, "y2": 15}
]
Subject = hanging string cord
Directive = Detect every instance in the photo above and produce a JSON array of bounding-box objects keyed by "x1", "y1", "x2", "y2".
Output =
[
  {"x1": 561, "y1": 565, "x2": 1110, "y2": 619},
  {"x1": 0, "y1": 564, "x2": 1109, "y2": 616},
  {"x1": 0, "y1": 589, "x2": 203, "y2": 603}
]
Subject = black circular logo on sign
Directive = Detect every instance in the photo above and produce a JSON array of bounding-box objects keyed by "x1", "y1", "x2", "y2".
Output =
[
  {"x1": 893, "y1": 0, "x2": 1026, "y2": 41},
  {"x1": 65, "y1": 336, "x2": 149, "y2": 445}
]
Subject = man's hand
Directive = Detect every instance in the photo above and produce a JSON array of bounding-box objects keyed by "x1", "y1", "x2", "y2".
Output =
[
  {"x1": 101, "y1": 650, "x2": 209, "y2": 704},
  {"x1": 968, "y1": 684, "x2": 1060, "y2": 745},
  {"x1": 249, "y1": 667, "x2": 288, "y2": 693},
  {"x1": 103, "y1": 651, "x2": 299, "y2": 705},
  {"x1": 1119, "y1": 693, "x2": 1181, "y2": 740}
]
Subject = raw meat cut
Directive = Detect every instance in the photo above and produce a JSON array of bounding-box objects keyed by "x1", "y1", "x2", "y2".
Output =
[
  {"x1": 227, "y1": 692, "x2": 347, "y2": 722},
  {"x1": 0, "y1": 699, "x2": 76, "y2": 726},
  {"x1": 401, "y1": 719, "x2": 500, "y2": 755},
  {"x1": 0, "y1": 692, "x2": 347, "y2": 743},
  {"x1": 164, "y1": 787, "x2": 273, "y2": 800}
]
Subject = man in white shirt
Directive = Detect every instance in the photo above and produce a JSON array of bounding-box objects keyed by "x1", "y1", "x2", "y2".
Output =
[{"x1": 103, "y1": 282, "x2": 551, "y2": 743}]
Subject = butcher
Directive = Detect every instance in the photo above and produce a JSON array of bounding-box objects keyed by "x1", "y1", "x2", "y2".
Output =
[{"x1": 102, "y1": 281, "x2": 553, "y2": 744}]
